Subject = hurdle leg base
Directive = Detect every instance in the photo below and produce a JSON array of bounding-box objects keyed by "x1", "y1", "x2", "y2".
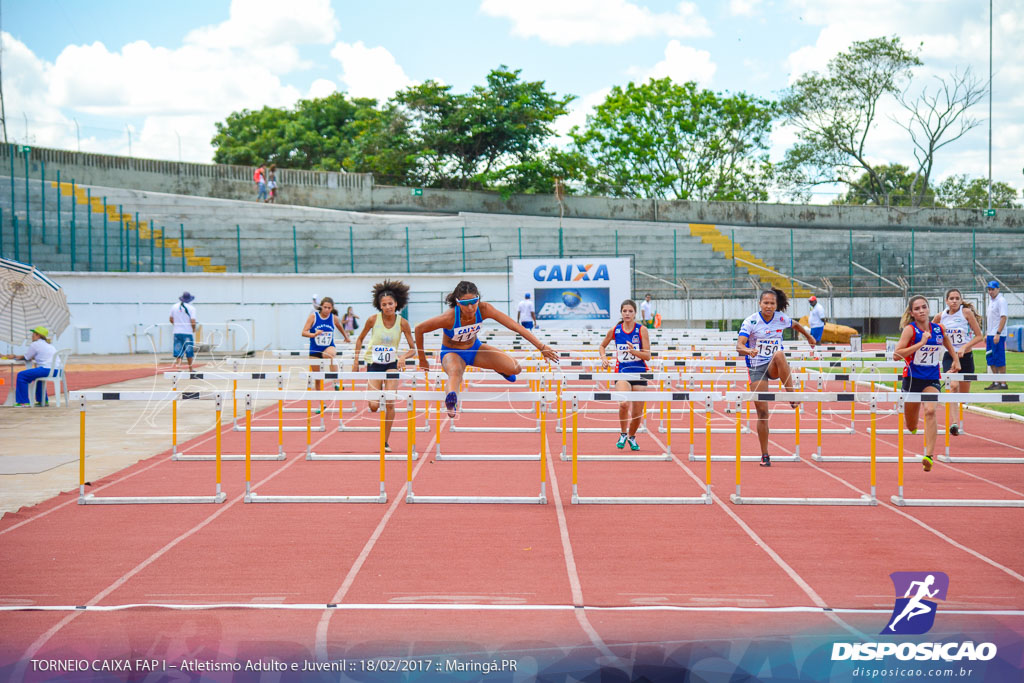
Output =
[
  {"x1": 79, "y1": 492, "x2": 227, "y2": 505},
  {"x1": 731, "y1": 493, "x2": 876, "y2": 506}
]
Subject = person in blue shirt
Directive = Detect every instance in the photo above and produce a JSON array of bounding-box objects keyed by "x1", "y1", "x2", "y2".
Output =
[
  {"x1": 599, "y1": 300, "x2": 652, "y2": 451},
  {"x1": 415, "y1": 281, "x2": 559, "y2": 417},
  {"x1": 894, "y1": 295, "x2": 960, "y2": 472}
]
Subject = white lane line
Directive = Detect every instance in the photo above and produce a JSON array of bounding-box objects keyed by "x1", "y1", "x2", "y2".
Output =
[
  {"x1": 9, "y1": 422, "x2": 323, "y2": 683},
  {"x1": 312, "y1": 421, "x2": 444, "y2": 661}
]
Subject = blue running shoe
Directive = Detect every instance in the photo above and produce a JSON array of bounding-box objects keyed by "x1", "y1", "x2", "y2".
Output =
[
  {"x1": 445, "y1": 391, "x2": 458, "y2": 418},
  {"x1": 627, "y1": 436, "x2": 640, "y2": 451},
  {"x1": 616, "y1": 433, "x2": 627, "y2": 449},
  {"x1": 500, "y1": 372, "x2": 517, "y2": 383}
]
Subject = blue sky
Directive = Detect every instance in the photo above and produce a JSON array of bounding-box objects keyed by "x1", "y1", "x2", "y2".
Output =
[{"x1": 4, "y1": 0, "x2": 1022, "y2": 199}]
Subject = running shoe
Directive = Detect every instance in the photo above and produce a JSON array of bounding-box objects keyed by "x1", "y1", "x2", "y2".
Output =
[
  {"x1": 616, "y1": 433, "x2": 628, "y2": 449},
  {"x1": 384, "y1": 443, "x2": 392, "y2": 453},
  {"x1": 445, "y1": 391, "x2": 459, "y2": 418},
  {"x1": 760, "y1": 453, "x2": 771, "y2": 467},
  {"x1": 627, "y1": 436, "x2": 640, "y2": 451},
  {"x1": 948, "y1": 423, "x2": 960, "y2": 436},
  {"x1": 922, "y1": 455, "x2": 934, "y2": 472},
  {"x1": 499, "y1": 372, "x2": 517, "y2": 383},
  {"x1": 984, "y1": 383, "x2": 1000, "y2": 390}
]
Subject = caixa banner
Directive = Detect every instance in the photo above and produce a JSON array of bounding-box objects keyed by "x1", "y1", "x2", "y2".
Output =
[{"x1": 511, "y1": 258, "x2": 632, "y2": 328}]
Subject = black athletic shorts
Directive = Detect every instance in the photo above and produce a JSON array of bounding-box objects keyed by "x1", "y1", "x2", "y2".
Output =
[
  {"x1": 942, "y1": 351, "x2": 974, "y2": 373},
  {"x1": 367, "y1": 362, "x2": 399, "y2": 373},
  {"x1": 901, "y1": 376, "x2": 942, "y2": 393}
]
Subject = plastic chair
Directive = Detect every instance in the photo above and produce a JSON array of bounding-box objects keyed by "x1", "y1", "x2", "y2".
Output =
[{"x1": 30, "y1": 349, "x2": 70, "y2": 407}]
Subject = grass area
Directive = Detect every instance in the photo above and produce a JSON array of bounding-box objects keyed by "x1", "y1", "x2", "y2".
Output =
[{"x1": 971, "y1": 348, "x2": 1024, "y2": 418}]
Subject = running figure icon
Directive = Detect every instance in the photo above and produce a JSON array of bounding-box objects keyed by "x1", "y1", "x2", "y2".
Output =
[{"x1": 887, "y1": 574, "x2": 939, "y2": 632}]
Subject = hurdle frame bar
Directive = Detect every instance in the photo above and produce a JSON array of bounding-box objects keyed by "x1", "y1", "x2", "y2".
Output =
[
  {"x1": 77, "y1": 393, "x2": 227, "y2": 505},
  {"x1": 407, "y1": 396, "x2": 549, "y2": 503},
  {"x1": 310, "y1": 391, "x2": 420, "y2": 461},
  {"x1": 890, "y1": 393, "x2": 1024, "y2": 507},
  {"x1": 243, "y1": 391, "x2": 387, "y2": 504},
  {"x1": 231, "y1": 375, "x2": 325, "y2": 433},
  {"x1": 435, "y1": 387, "x2": 544, "y2": 461}
]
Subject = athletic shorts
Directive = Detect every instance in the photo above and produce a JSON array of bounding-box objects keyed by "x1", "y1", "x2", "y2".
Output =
[
  {"x1": 173, "y1": 333, "x2": 194, "y2": 359},
  {"x1": 440, "y1": 338, "x2": 482, "y2": 367},
  {"x1": 901, "y1": 377, "x2": 942, "y2": 393},
  {"x1": 986, "y1": 335, "x2": 1006, "y2": 367},
  {"x1": 627, "y1": 379, "x2": 648, "y2": 387},
  {"x1": 521, "y1": 320, "x2": 534, "y2": 330},
  {"x1": 747, "y1": 363, "x2": 773, "y2": 383},
  {"x1": 367, "y1": 362, "x2": 399, "y2": 373},
  {"x1": 810, "y1": 326, "x2": 824, "y2": 343},
  {"x1": 942, "y1": 351, "x2": 975, "y2": 373}
]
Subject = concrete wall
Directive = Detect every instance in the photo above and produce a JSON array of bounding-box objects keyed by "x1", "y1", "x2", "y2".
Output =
[{"x1": 5, "y1": 144, "x2": 1022, "y2": 233}]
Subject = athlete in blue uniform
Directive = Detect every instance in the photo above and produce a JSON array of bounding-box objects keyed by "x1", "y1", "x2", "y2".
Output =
[
  {"x1": 599, "y1": 299, "x2": 652, "y2": 450},
  {"x1": 301, "y1": 296, "x2": 350, "y2": 391},
  {"x1": 415, "y1": 280, "x2": 559, "y2": 417},
  {"x1": 894, "y1": 295, "x2": 960, "y2": 472}
]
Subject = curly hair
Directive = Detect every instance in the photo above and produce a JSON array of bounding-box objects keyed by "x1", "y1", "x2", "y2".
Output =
[
  {"x1": 372, "y1": 280, "x2": 410, "y2": 312},
  {"x1": 760, "y1": 288, "x2": 789, "y2": 312},
  {"x1": 445, "y1": 281, "x2": 480, "y2": 308}
]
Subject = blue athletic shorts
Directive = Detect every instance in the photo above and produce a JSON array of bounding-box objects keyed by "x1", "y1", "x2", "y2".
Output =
[
  {"x1": 173, "y1": 333, "x2": 194, "y2": 359},
  {"x1": 440, "y1": 338, "x2": 481, "y2": 367},
  {"x1": 810, "y1": 326, "x2": 824, "y2": 343},
  {"x1": 521, "y1": 320, "x2": 534, "y2": 330},
  {"x1": 986, "y1": 335, "x2": 1006, "y2": 367}
]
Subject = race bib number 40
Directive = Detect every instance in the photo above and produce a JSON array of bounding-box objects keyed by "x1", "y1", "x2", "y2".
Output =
[
  {"x1": 314, "y1": 331, "x2": 333, "y2": 346},
  {"x1": 913, "y1": 345, "x2": 942, "y2": 366},
  {"x1": 373, "y1": 346, "x2": 396, "y2": 364}
]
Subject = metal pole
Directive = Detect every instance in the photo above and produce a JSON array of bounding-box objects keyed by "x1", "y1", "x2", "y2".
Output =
[
  {"x1": 988, "y1": 0, "x2": 993, "y2": 211},
  {"x1": 848, "y1": 229, "x2": 853, "y2": 296},
  {"x1": 161, "y1": 225, "x2": 165, "y2": 272},
  {"x1": 8, "y1": 145, "x2": 14, "y2": 241},
  {"x1": 23, "y1": 150, "x2": 29, "y2": 247},
  {"x1": 87, "y1": 189, "x2": 92, "y2": 270},
  {"x1": 292, "y1": 225, "x2": 298, "y2": 273},
  {"x1": 673, "y1": 229, "x2": 677, "y2": 284},
  {"x1": 236, "y1": 224, "x2": 242, "y2": 272},
  {"x1": 910, "y1": 229, "x2": 915, "y2": 291},
  {"x1": 731, "y1": 229, "x2": 736, "y2": 290},
  {"x1": 71, "y1": 180, "x2": 77, "y2": 271},
  {"x1": 790, "y1": 228, "x2": 795, "y2": 299},
  {"x1": 518, "y1": 227, "x2": 522, "y2": 258},
  {"x1": 558, "y1": 226, "x2": 564, "y2": 258},
  {"x1": 348, "y1": 225, "x2": 354, "y2": 273},
  {"x1": 119, "y1": 209, "x2": 124, "y2": 271},
  {"x1": 180, "y1": 223, "x2": 186, "y2": 272},
  {"x1": 1, "y1": 206, "x2": 4, "y2": 256},
  {"x1": 40, "y1": 161, "x2": 45, "y2": 244},
  {"x1": 13, "y1": 215, "x2": 18, "y2": 261},
  {"x1": 614, "y1": 229, "x2": 619, "y2": 257},
  {"x1": 102, "y1": 199, "x2": 109, "y2": 270},
  {"x1": 149, "y1": 217, "x2": 154, "y2": 272},
  {"x1": 134, "y1": 211, "x2": 140, "y2": 272},
  {"x1": 461, "y1": 226, "x2": 466, "y2": 271},
  {"x1": 972, "y1": 229, "x2": 977, "y2": 282},
  {"x1": 56, "y1": 170, "x2": 61, "y2": 254},
  {"x1": 405, "y1": 226, "x2": 410, "y2": 273}
]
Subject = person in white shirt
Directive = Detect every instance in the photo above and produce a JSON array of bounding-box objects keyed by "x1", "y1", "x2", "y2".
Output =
[
  {"x1": 807, "y1": 295, "x2": 827, "y2": 343},
  {"x1": 169, "y1": 291, "x2": 198, "y2": 371},
  {"x1": 984, "y1": 281, "x2": 1009, "y2": 390},
  {"x1": 516, "y1": 293, "x2": 537, "y2": 330},
  {"x1": 932, "y1": 288, "x2": 984, "y2": 434},
  {"x1": 640, "y1": 294, "x2": 655, "y2": 329},
  {"x1": 736, "y1": 288, "x2": 817, "y2": 467},
  {"x1": 5, "y1": 326, "x2": 59, "y2": 406}
]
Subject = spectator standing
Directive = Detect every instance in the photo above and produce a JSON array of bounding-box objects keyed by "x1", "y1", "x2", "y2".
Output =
[
  {"x1": 5, "y1": 326, "x2": 60, "y2": 406},
  {"x1": 267, "y1": 164, "x2": 278, "y2": 203},
  {"x1": 170, "y1": 291, "x2": 198, "y2": 371},
  {"x1": 254, "y1": 163, "x2": 268, "y2": 202},
  {"x1": 639, "y1": 294, "x2": 655, "y2": 329},
  {"x1": 516, "y1": 293, "x2": 537, "y2": 330},
  {"x1": 341, "y1": 306, "x2": 360, "y2": 335},
  {"x1": 807, "y1": 295, "x2": 827, "y2": 343},
  {"x1": 984, "y1": 281, "x2": 1009, "y2": 390}
]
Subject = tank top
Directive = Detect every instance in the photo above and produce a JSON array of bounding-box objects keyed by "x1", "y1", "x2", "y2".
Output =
[
  {"x1": 363, "y1": 314, "x2": 403, "y2": 364},
  {"x1": 939, "y1": 307, "x2": 972, "y2": 351},
  {"x1": 613, "y1": 322, "x2": 647, "y2": 374},
  {"x1": 443, "y1": 307, "x2": 483, "y2": 344},
  {"x1": 902, "y1": 322, "x2": 944, "y2": 381},
  {"x1": 308, "y1": 311, "x2": 335, "y2": 354}
]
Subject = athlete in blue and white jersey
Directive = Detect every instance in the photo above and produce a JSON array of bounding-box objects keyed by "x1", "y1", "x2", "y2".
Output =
[
  {"x1": 895, "y1": 295, "x2": 960, "y2": 472},
  {"x1": 300, "y1": 296, "x2": 350, "y2": 391},
  {"x1": 599, "y1": 299, "x2": 652, "y2": 451},
  {"x1": 736, "y1": 288, "x2": 817, "y2": 467},
  {"x1": 415, "y1": 280, "x2": 559, "y2": 417}
]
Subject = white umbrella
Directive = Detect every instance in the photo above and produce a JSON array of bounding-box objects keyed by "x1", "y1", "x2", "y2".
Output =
[{"x1": 0, "y1": 257, "x2": 71, "y2": 345}]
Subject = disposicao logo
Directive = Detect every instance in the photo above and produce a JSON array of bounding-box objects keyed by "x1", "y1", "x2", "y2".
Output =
[{"x1": 831, "y1": 572, "x2": 997, "y2": 663}]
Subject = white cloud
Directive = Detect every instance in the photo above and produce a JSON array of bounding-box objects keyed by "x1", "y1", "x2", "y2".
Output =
[
  {"x1": 553, "y1": 87, "x2": 612, "y2": 145},
  {"x1": 729, "y1": 0, "x2": 763, "y2": 17},
  {"x1": 642, "y1": 40, "x2": 716, "y2": 86},
  {"x1": 185, "y1": 0, "x2": 337, "y2": 48},
  {"x1": 479, "y1": 0, "x2": 711, "y2": 46},
  {"x1": 329, "y1": 41, "x2": 415, "y2": 103},
  {"x1": 307, "y1": 78, "x2": 338, "y2": 100}
]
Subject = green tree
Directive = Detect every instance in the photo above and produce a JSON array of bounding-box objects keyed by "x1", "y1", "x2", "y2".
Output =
[
  {"x1": 394, "y1": 66, "x2": 575, "y2": 190},
  {"x1": 570, "y1": 78, "x2": 775, "y2": 201},
  {"x1": 936, "y1": 175, "x2": 1021, "y2": 209},
  {"x1": 779, "y1": 36, "x2": 921, "y2": 203},
  {"x1": 835, "y1": 164, "x2": 937, "y2": 206}
]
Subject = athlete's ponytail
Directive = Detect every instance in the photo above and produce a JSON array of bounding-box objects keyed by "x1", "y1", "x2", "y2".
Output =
[
  {"x1": 945, "y1": 288, "x2": 983, "y2": 329},
  {"x1": 759, "y1": 288, "x2": 789, "y2": 312},
  {"x1": 445, "y1": 281, "x2": 480, "y2": 308}
]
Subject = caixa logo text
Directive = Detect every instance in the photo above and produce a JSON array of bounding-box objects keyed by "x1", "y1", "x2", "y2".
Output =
[
  {"x1": 533, "y1": 264, "x2": 610, "y2": 282},
  {"x1": 831, "y1": 642, "x2": 996, "y2": 662}
]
